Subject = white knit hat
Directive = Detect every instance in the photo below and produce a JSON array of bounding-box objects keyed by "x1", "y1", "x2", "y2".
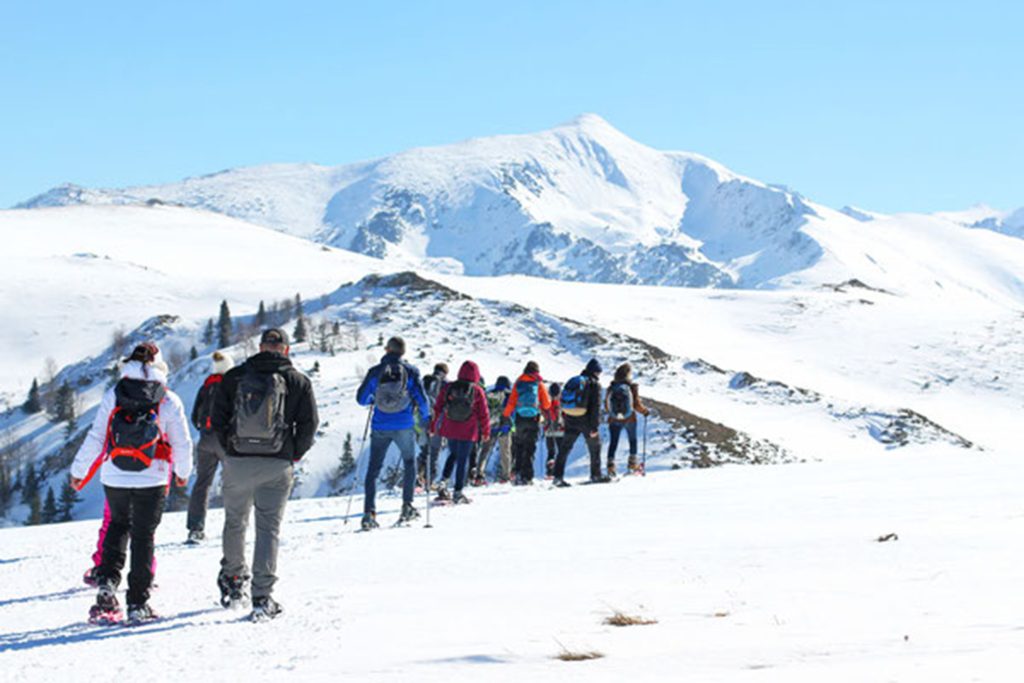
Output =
[{"x1": 211, "y1": 350, "x2": 234, "y2": 375}]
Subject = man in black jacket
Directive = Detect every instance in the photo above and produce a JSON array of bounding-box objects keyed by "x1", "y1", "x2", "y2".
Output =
[
  {"x1": 211, "y1": 328, "x2": 318, "y2": 621},
  {"x1": 553, "y1": 358, "x2": 607, "y2": 486},
  {"x1": 185, "y1": 351, "x2": 233, "y2": 543}
]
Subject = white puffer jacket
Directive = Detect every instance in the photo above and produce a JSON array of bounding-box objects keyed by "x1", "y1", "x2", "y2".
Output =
[{"x1": 71, "y1": 361, "x2": 194, "y2": 489}]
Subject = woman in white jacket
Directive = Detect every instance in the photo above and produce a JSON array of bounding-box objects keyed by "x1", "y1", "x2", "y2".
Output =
[{"x1": 70, "y1": 343, "x2": 193, "y2": 623}]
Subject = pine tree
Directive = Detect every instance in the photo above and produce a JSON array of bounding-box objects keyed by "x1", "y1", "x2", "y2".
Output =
[
  {"x1": 377, "y1": 333, "x2": 384, "y2": 346},
  {"x1": 293, "y1": 315, "x2": 308, "y2": 344},
  {"x1": 294, "y1": 293, "x2": 304, "y2": 317},
  {"x1": 202, "y1": 318, "x2": 215, "y2": 345},
  {"x1": 64, "y1": 412, "x2": 78, "y2": 443},
  {"x1": 20, "y1": 463, "x2": 38, "y2": 506},
  {"x1": 217, "y1": 301, "x2": 233, "y2": 349},
  {"x1": 189, "y1": 346, "x2": 199, "y2": 361},
  {"x1": 256, "y1": 300, "x2": 267, "y2": 328},
  {"x1": 24, "y1": 490, "x2": 41, "y2": 526},
  {"x1": 331, "y1": 432, "x2": 357, "y2": 495},
  {"x1": 54, "y1": 381, "x2": 75, "y2": 422},
  {"x1": 41, "y1": 486, "x2": 58, "y2": 524},
  {"x1": 0, "y1": 461, "x2": 11, "y2": 510},
  {"x1": 23, "y1": 379, "x2": 42, "y2": 414},
  {"x1": 58, "y1": 479, "x2": 80, "y2": 521}
]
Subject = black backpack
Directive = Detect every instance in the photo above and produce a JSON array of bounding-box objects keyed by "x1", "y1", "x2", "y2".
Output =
[
  {"x1": 195, "y1": 376, "x2": 222, "y2": 433},
  {"x1": 107, "y1": 378, "x2": 167, "y2": 471},
  {"x1": 374, "y1": 362, "x2": 411, "y2": 414},
  {"x1": 608, "y1": 382, "x2": 634, "y2": 420},
  {"x1": 230, "y1": 369, "x2": 288, "y2": 455},
  {"x1": 444, "y1": 381, "x2": 475, "y2": 422}
]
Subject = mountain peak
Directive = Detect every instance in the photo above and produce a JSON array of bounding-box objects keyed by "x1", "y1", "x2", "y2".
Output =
[{"x1": 555, "y1": 112, "x2": 623, "y2": 136}]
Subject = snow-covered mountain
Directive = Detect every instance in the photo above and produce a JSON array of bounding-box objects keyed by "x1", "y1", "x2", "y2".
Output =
[
  {"x1": 932, "y1": 204, "x2": 1024, "y2": 238},
  {"x1": 14, "y1": 115, "x2": 834, "y2": 288}
]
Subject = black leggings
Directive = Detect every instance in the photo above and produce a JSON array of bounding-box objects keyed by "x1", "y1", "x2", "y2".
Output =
[{"x1": 99, "y1": 485, "x2": 166, "y2": 605}]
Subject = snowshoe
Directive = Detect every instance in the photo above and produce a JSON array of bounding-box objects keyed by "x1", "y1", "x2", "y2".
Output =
[
  {"x1": 552, "y1": 478, "x2": 572, "y2": 488},
  {"x1": 185, "y1": 529, "x2": 205, "y2": 545},
  {"x1": 88, "y1": 583, "x2": 122, "y2": 625},
  {"x1": 434, "y1": 483, "x2": 451, "y2": 502},
  {"x1": 217, "y1": 572, "x2": 250, "y2": 610},
  {"x1": 397, "y1": 503, "x2": 421, "y2": 524},
  {"x1": 125, "y1": 603, "x2": 159, "y2": 625},
  {"x1": 590, "y1": 474, "x2": 612, "y2": 484},
  {"x1": 83, "y1": 566, "x2": 100, "y2": 588},
  {"x1": 360, "y1": 513, "x2": 379, "y2": 531},
  {"x1": 251, "y1": 596, "x2": 283, "y2": 623},
  {"x1": 452, "y1": 490, "x2": 472, "y2": 505}
]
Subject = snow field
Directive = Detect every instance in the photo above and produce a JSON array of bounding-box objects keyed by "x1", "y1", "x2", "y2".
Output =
[{"x1": 1, "y1": 449, "x2": 1020, "y2": 681}]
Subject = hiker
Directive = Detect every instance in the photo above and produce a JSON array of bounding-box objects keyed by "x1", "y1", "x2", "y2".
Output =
[
  {"x1": 418, "y1": 363, "x2": 448, "y2": 486},
  {"x1": 503, "y1": 361, "x2": 551, "y2": 485},
  {"x1": 70, "y1": 343, "x2": 193, "y2": 623},
  {"x1": 605, "y1": 363, "x2": 650, "y2": 475},
  {"x1": 185, "y1": 351, "x2": 234, "y2": 543},
  {"x1": 476, "y1": 375, "x2": 513, "y2": 484},
  {"x1": 355, "y1": 336, "x2": 430, "y2": 530},
  {"x1": 543, "y1": 382, "x2": 564, "y2": 478},
  {"x1": 212, "y1": 328, "x2": 319, "y2": 621},
  {"x1": 429, "y1": 361, "x2": 490, "y2": 503},
  {"x1": 553, "y1": 358, "x2": 606, "y2": 486}
]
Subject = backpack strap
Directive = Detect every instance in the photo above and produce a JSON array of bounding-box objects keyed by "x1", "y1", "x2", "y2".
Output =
[{"x1": 74, "y1": 407, "x2": 121, "y2": 491}]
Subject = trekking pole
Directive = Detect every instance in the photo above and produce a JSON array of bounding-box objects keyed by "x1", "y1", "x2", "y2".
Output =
[
  {"x1": 642, "y1": 414, "x2": 648, "y2": 476},
  {"x1": 344, "y1": 406, "x2": 374, "y2": 525},
  {"x1": 424, "y1": 432, "x2": 433, "y2": 529}
]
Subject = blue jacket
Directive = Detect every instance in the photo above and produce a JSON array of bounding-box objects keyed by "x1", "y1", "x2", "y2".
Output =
[{"x1": 356, "y1": 353, "x2": 430, "y2": 432}]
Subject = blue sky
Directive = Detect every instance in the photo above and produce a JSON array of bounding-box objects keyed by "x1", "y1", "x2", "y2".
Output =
[{"x1": 1, "y1": 0, "x2": 1020, "y2": 213}]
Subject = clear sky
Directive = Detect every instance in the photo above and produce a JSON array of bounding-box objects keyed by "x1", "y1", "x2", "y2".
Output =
[{"x1": 1, "y1": 0, "x2": 1020, "y2": 213}]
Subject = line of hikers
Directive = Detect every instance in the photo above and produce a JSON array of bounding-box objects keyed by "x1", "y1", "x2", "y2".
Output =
[{"x1": 69, "y1": 329, "x2": 649, "y2": 624}]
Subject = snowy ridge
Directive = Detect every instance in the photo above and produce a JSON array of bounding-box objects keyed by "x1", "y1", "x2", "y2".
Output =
[
  {"x1": 1, "y1": 270, "x2": 978, "y2": 526},
  {"x1": 10, "y1": 115, "x2": 843, "y2": 288}
]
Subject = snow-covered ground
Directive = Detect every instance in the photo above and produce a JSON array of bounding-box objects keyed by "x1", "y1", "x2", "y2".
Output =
[{"x1": 1, "y1": 448, "x2": 1020, "y2": 681}]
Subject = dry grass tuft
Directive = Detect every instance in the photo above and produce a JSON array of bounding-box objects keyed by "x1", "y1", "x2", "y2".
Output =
[
  {"x1": 555, "y1": 650, "x2": 605, "y2": 662},
  {"x1": 553, "y1": 637, "x2": 605, "y2": 662},
  {"x1": 603, "y1": 611, "x2": 659, "y2": 627}
]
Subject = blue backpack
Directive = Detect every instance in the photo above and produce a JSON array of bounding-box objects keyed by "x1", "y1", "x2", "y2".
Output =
[
  {"x1": 514, "y1": 379, "x2": 540, "y2": 418},
  {"x1": 560, "y1": 375, "x2": 589, "y2": 416}
]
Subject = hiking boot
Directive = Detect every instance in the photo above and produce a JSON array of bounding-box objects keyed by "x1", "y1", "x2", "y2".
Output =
[
  {"x1": 435, "y1": 481, "x2": 451, "y2": 501},
  {"x1": 607, "y1": 461, "x2": 617, "y2": 477},
  {"x1": 126, "y1": 603, "x2": 158, "y2": 624},
  {"x1": 217, "y1": 571, "x2": 250, "y2": 609},
  {"x1": 553, "y1": 478, "x2": 572, "y2": 488},
  {"x1": 361, "y1": 513, "x2": 379, "y2": 531},
  {"x1": 590, "y1": 474, "x2": 612, "y2": 484},
  {"x1": 399, "y1": 503, "x2": 421, "y2": 523},
  {"x1": 453, "y1": 490, "x2": 472, "y2": 505},
  {"x1": 186, "y1": 529, "x2": 205, "y2": 545},
  {"x1": 89, "y1": 581, "x2": 121, "y2": 623},
  {"x1": 627, "y1": 456, "x2": 639, "y2": 474},
  {"x1": 83, "y1": 566, "x2": 100, "y2": 587},
  {"x1": 251, "y1": 596, "x2": 283, "y2": 622},
  {"x1": 545, "y1": 460, "x2": 555, "y2": 477}
]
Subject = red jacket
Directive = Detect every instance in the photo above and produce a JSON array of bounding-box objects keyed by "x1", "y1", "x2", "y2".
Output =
[{"x1": 430, "y1": 361, "x2": 491, "y2": 442}]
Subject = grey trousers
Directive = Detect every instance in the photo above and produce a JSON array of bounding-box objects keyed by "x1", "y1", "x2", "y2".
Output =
[
  {"x1": 186, "y1": 435, "x2": 223, "y2": 532},
  {"x1": 221, "y1": 456, "x2": 293, "y2": 598}
]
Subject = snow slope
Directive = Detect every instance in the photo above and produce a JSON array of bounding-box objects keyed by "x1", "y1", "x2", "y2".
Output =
[
  {"x1": 1, "y1": 449, "x2": 1020, "y2": 682},
  {"x1": 0, "y1": 204, "x2": 383, "y2": 392}
]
